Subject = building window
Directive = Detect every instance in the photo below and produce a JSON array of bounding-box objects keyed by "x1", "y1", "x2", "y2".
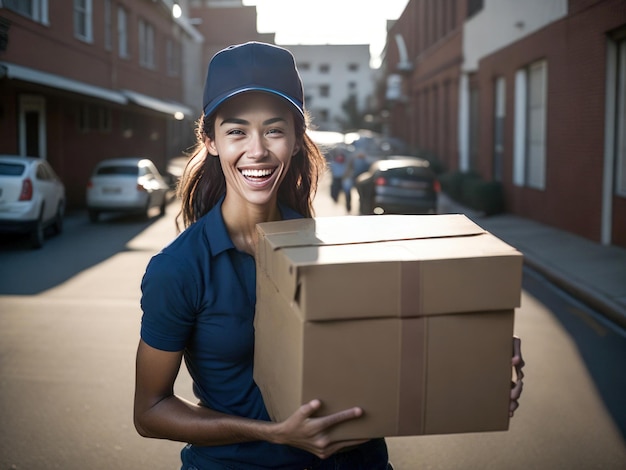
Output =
[
  {"x1": 104, "y1": 0, "x2": 112, "y2": 50},
  {"x1": 348, "y1": 63, "x2": 359, "y2": 72},
  {"x1": 3, "y1": 0, "x2": 48, "y2": 24},
  {"x1": 319, "y1": 85, "x2": 330, "y2": 98},
  {"x1": 319, "y1": 64, "x2": 330, "y2": 73},
  {"x1": 74, "y1": 0, "x2": 93, "y2": 43},
  {"x1": 166, "y1": 39, "x2": 181, "y2": 77},
  {"x1": 118, "y1": 6, "x2": 129, "y2": 58},
  {"x1": 514, "y1": 60, "x2": 547, "y2": 189},
  {"x1": 139, "y1": 19, "x2": 155, "y2": 69},
  {"x1": 493, "y1": 77, "x2": 506, "y2": 182},
  {"x1": 318, "y1": 109, "x2": 329, "y2": 122},
  {"x1": 616, "y1": 37, "x2": 626, "y2": 197},
  {"x1": 299, "y1": 62, "x2": 311, "y2": 71},
  {"x1": 78, "y1": 104, "x2": 111, "y2": 133}
]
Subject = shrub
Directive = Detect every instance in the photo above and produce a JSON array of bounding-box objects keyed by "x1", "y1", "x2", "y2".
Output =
[{"x1": 438, "y1": 170, "x2": 505, "y2": 215}]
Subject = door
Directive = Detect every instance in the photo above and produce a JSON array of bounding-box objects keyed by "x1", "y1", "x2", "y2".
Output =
[{"x1": 19, "y1": 95, "x2": 46, "y2": 158}]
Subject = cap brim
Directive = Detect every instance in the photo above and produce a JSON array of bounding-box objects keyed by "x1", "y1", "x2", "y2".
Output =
[{"x1": 203, "y1": 87, "x2": 304, "y2": 119}]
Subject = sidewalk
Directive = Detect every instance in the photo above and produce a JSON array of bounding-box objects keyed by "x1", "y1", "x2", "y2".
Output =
[{"x1": 438, "y1": 193, "x2": 626, "y2": 331}]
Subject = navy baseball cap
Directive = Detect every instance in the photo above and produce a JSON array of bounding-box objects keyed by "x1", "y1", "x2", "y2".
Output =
[{"x1": 202, "y1": 42, "x2": 304, "y2": 119}]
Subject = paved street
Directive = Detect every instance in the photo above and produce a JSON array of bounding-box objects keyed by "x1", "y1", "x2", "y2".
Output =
[{"x1": 0, "y1": 171, "x2": 624, "y2": 469}]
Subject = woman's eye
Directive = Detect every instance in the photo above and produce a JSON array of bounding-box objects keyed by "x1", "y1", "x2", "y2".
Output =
[
  {"x1": 266, "y1": 128, "x2": 283, "y2": 135},
  {"x1": 226, "y1": 129, "x2": 245, "y2": 136}
]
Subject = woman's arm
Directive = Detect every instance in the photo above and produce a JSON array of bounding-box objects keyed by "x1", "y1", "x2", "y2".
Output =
[{"x1": 133, "y1": 340, "x2": 366, "y2": 458}]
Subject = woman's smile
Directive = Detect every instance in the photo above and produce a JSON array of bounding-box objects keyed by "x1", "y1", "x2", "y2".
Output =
[{"x1": 238, "y1": 166, "x2": 279, "y2": 189}]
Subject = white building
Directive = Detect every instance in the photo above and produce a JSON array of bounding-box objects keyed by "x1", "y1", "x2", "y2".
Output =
[{"x1": 283, "y1": 44, "x2": 375, "y2": 132}]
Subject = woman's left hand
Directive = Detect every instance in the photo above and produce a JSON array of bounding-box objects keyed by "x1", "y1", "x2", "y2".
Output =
[{"x1": 510, "y1": 336, "x2": 525, "y2": 417}]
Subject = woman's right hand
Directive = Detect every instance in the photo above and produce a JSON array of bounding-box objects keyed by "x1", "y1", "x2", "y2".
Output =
[{"x1": 272, "y1": 399, "x2": 369, "y2": 459}]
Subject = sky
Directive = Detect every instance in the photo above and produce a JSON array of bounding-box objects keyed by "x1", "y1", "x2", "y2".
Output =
[{"x1": 242, "y1": 0, "x2": 410, "y2": 68}]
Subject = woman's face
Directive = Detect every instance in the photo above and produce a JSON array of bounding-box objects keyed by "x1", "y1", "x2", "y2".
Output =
[{"x1": 205, "y1": 91, "x2": 300, "y2": 208}]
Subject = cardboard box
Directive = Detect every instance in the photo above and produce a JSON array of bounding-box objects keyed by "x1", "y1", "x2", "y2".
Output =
[{"x1": 254, "y1": 214, "x2": 523, "y2": 440}]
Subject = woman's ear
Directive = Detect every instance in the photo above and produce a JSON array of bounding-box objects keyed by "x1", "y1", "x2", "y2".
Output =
[
  {"x1": 205, "y1": 137, "x2": 219, "y2": 157},
  {"x1": 292, "y1": 141, "x2": 301, "y2": 156}
]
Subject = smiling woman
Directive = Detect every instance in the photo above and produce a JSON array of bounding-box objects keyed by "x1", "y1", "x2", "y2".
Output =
[{"x1": 133, "y1": 41, "x2": 394, "y2": 469}]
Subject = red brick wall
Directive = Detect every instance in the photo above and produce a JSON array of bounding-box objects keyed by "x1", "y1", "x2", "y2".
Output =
[
  {"x1": 477, "y1": 0, "x2": 626, "y2": 245},
  {"x1": 0, "y1": 2, "x2": 182, "y2": 101},
  {"x1": 0, "y1": 2, "x2": 187, "y2": 208},
  {"x1": 387, "y1": 0, "x2": 463, "y2": 170}
]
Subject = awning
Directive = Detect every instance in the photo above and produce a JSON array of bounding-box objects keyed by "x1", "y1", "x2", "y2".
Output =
[
  {"x1": 121, "y1": 89, "x2": 195, "y2": 120},
  {"x1": 0, "y1": 61, "x2": 128, "y2": 104},
  {"x1": 0, "y1": 62, "x2": 196, "y2": 119}
]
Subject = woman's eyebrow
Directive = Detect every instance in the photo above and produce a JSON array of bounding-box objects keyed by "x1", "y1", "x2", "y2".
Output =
[
  {"x1": 219, "y1": 116, "x2": 287, "y2": 126},
  {"x1": 220, "y1": 117, "x2": 247, "y2": 126}
]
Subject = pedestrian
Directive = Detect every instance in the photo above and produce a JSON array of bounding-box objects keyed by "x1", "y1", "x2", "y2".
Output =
[
  {"x1": 133, "y1": 41, "x2": 525, "y2": 470},
  {"x1": 329, "y1": 145, "x2": 349, "y2": 203},
  {"x1": 341, "y1": 151, "x2": 369, "y2": 213}
]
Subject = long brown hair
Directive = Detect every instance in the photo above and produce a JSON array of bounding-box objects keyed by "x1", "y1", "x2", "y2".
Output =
[{"x1": 175, "y1": 110, "x2": 326, "y2": 232}]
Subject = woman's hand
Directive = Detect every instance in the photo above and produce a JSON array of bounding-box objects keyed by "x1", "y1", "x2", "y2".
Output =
[
  {"x1": 272, "y1": 400, "x2": 368, "y2": 459},
  {"x1": 510, "y1": 336, "x2": 525, "y2": 417}
]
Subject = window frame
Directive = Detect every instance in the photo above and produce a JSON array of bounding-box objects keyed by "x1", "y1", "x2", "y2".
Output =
[
  {"x1": 2, "y1": 0, "x2": 49, "y2": 24},
  {"x1": 138, "y1": 18, "x2": 156, "y2": 69},
  {"x1": 513, "y1": 60, "x2": 548, "y2": 190},
  {"x1": 117, "y1": 6, "x2": 129, "y2": 59},
  {"x1": 615, "y1": 38, "x2": 626, "y2": 197},
  {"x1": 73, "y1": 0, "x2": 93, "y2": 43}
]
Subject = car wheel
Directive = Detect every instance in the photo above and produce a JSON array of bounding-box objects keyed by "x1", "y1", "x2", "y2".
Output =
[
  {"x1": 30, "y1": 210, "x2": 45, "y2": 249},
  {"x1": 52, "y1": 203, "x2": 64, "y2": 235},
  {"x1": 88, "y1": 210, "x2": 99, "y2": 223}
]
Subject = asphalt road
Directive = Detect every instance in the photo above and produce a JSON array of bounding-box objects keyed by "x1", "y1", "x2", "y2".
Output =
[{"x1": 0, "y1": 173, "x2": 624, "y2": 469}]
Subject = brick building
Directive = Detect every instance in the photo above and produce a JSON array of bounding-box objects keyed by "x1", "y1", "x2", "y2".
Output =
[
  {"x1": 0, "y1": 0, "x2": 200, "y2": 209},
  {"x1": 384, "y1": 0, "x2": 464, "y2": 171},
  {"x1": 383, "y1": 0, "x2": 626, "y2": 248}
]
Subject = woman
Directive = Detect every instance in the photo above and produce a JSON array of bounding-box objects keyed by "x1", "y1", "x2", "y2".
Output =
[
  {"x1": 134, "y1": 42, "x2": 524, "y2": 469},
  {"x1": 134, "y1": 42, "x2": 391, "y2": 469}
]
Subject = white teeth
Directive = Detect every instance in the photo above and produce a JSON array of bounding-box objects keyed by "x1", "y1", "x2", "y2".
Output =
[{"x1": 241, "y1": 168, "x2": 274, "y2": 178}]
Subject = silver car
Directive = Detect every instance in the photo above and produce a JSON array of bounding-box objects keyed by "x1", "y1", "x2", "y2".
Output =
[
  {"x1": 0, "y1": 155, "x2": 66, "y2": 249},
  {"x1": 86, "y1": 157, "x2": 170, "y2": 222}
]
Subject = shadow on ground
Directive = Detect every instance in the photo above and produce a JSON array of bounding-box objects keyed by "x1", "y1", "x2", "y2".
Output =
[
  {"x1": 522, "y1": 267, "x2": 626, "y2": 440},
  {"x1": 0, "y1": 209, "x2": 164, "y2": 295}
]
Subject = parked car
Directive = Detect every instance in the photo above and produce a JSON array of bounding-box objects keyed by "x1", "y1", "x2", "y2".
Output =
[
  {"x1": 0, "y1": 155, "x2": 66, "y2": 248},
  {"x1": 86, "y1": 157, "x2": 170, "y2": 222},
  {"x1": 355, "y1": 157, "x2": 440, "y2": 215}
]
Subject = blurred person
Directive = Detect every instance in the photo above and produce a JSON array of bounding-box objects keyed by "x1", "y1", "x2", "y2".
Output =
[
  {"x1": 133, "y1": 41, "x2": 525, "y2": 470},
  {"x1": 352, "y1": 152, "x2": 370, "y2": 179},
  {"x1": 329, "y1": 145, "x2": 349, "y2": 204},
  {"x1": 342, "y1": 151, "x2": 370, "y2": 213}
]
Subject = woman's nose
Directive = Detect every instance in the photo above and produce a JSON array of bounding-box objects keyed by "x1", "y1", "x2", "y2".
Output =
[{"x1": 246, "y1": 134, "x2": 268, "y2": 159}]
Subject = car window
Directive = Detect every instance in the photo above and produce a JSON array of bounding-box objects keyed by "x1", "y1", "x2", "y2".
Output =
[
  {"x1": 44, "y1": 162, "x2": 60, "y2": 181},
  {"x1": 146, "y1": 162, "x2": 161, "y2": 177},
  {"x1": 36, "y1": 164, "x2": 52, "y2": 181},
  {"x1": 0, "y1": 162, "x2": 26, "y2": 176},
  {"x1": 385, "y1": 167, "x2": 431, "y2": 179},
  {"x1": 97, "y1": 165, "x2": 138, "y2": 176}
]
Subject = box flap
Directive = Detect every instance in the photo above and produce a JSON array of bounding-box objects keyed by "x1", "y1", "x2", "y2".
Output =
[
  {"x1": 256, "y1": 214, "x2": 522, "y2": 321},
  {"x1": 257, "y1": 214, "x2": 485, "y2": 250}
]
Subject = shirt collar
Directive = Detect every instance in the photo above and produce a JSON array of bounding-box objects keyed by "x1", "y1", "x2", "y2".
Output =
[{"x1": 202, "y1": 196, "x2": 303, "y2": 256}]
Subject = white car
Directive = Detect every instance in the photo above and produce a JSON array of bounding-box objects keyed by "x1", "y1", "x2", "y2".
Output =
[
  {"x1": 86, "y1": 157, "x2": 170, "y2": 222},
  {"x1": 0, "y1": 155, "x2": 66, "y2": 248}
]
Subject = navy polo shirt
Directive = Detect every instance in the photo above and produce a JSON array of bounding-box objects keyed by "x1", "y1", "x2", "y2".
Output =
[{"x1": 140, "y1": 197, "x2": 315, "y2": 469}]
